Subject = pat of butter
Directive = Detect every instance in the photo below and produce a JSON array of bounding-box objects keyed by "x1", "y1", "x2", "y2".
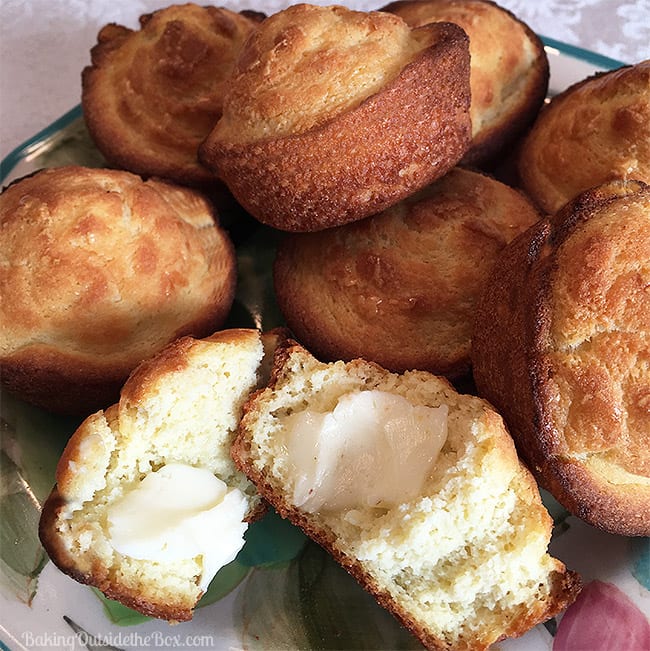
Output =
[
  {"x1": 107, "y1": 463, "x2": 248, "y2": 591},
  {"x1": 280, "y1": 390, "x2": 448, "y2": 512}
]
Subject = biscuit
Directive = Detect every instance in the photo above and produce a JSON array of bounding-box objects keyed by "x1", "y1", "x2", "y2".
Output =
[
  {"x1": 472, "y1": 179, "x2": 650, "y2": 536},
  {"x1": 232, "y1": 339, "x2": 581, "y2": 650},
  {"x1": 39, "y1": 329, "x2": 282, "y2": 621},
  {"x1": 383, "y1": 0, "x2": 549, "y2": 167},
  {"x1": 82, "y1": 4, "x2": 262, "y2": 187},
  {"x1": 518, "y1": 60, "x2": 650, "y2": 214},
  {"x1": 273, "y1": 168, "x2": 541, "y2": 377},
  {"x1": 0, "y1": 166, "x2": 236, "y2": 414},
  {"x1": 200, "y1": 3, "x2": 471, "y2": 231}
]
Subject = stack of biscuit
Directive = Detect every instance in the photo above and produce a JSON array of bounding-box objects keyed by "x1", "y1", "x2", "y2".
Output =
[{"x1": 5, "y1": 0, "x2": 647, "y2": 647}]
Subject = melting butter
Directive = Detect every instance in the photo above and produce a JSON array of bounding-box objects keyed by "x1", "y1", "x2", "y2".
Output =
[
  {"x1": 280, "y1": 390, "x2": 448, "y2": 512},
  {"x1": 107, "y1": 463, "x2": 248, "y2": 591}
]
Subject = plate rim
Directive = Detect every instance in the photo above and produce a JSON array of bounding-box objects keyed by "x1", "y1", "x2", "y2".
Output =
[{"x1": 541, "y1": 35, "x2": 625, "y2": 70}]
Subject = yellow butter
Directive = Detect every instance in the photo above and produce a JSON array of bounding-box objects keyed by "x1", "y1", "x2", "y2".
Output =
[
  {"x1": 280, "y1": 390, "x2": 448, "y2": 512},
  {"x1": 107, "y1": 463, "x2": 248, "y2": 591}
]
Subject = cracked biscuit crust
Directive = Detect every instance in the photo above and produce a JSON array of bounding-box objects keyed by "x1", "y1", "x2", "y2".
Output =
[
  {"x1": 518, "y1": 60, "x2": 650, "y2": 214},
  {"x1": 274, "y1": 168, "x2": 540, "y2": 378},
  {"x1": 200, "y1": 4, "x2": 471, "y2": 231},
  {"x1": 382, "y1": 0, "x2": 549, "y2": 167},
  {"x1": 472, "y1": 179, "x2": 650, "y2": 536},
  {"x1": 0, "y1": 166, "x2": 235, "y2": 413},
  {"x1": 82, "y1": 4, "x2": 262, "y2": 186}
]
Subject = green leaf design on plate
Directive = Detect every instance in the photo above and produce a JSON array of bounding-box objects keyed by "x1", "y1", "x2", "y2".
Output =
[
  {"x1": 1, "y1": 393, "x2": 80, "y2": 502},
  {"x1": 93, "y1": 589, "x2": 153, "y2": 627},
  {"x1": 298, "y1": 543, "x2": 422, "y2": 650},
  {"x1": 237, "y1": 508, "x2": 308, "y2": 568},
  {"x1": 197, "y1": 559, "x2": 250, "y2": 607},
  {"x1": 237, "y1": 541, "x2": 423, "y2": 650},
  {"x1": 0, "y1": 451, "x2": 47, "y2": 604},
  {"x1": 0, "y1": 393, "x2": 79, "y2": 602},
  {"x1": 630, "y1": 538, "x2": 650, "y2": 591},
  {"x1": 235, "y1": 552, "x2": 312, "y2": 649}
]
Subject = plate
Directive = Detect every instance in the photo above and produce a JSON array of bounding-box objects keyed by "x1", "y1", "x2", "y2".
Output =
[{"x1": 1, "y1": 38, "x2": 649, "y2": 651}]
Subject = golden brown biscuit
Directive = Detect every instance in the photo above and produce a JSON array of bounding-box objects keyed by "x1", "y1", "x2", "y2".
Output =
[
  {"x1": 0, "y1": 166, "x2": 236, "y2": 415},
  {"x1": 200, "y1": 3, "x2": 471, "y2": 231},
  {"x1": 82, "y1": 4, "x2": 262, "y2": 187},
  {"x1": 39, "y1": 329, "x2": 282, "y2": 622},
  {"x1": 472, "y1": 179, "x2": 650, "y2": 536},
  {"x1": 382, "y1": 0, "x2": 549, "y2": 167},
  {"x1": 274, "y1": 168, "x2": 540, "y2": 377},
  {"x1": 518, "y1": 60, "x2": 650, "y2": 214},
  {"x1": 232, "y1": 339, "x2": 581, "y2": 651}
]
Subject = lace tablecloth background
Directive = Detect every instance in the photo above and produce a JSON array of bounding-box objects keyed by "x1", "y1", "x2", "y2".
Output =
[{"x1": 1, "y1": 0, "x2": 649, "y2": 161}]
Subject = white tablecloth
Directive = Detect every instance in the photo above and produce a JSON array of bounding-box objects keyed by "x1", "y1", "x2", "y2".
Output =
[{"x1": 1, "y1": 0, "x2": 649, "y2": 162}]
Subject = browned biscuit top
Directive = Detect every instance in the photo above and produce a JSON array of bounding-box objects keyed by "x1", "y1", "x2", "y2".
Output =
[
  {"x1": 518, "y1": 60, "x2": 650, "y2": 214},
  {"x1": 544, "y1": 182, "x2": 650, "y2": 481},
  {"x1": 200, "y1": 5, "x2": 471, "y2": 231},
  {"x1": 274, "y1": 168, "x2": 540, "y2": 377},
  {"x1": 82, "y1": 3, "x2": 261, "y2": 185},
  {"x1": 472, "y1": 179, "x2": 650, "y2": 536},
  {"x1": 0, "y1": 166, "x2": 236, "y2": 413},
  {"x1": 383, "y1": 0, "x2": 549, "y2": 165},
  {"x1": 1, "y1": 166, "x2": 234, "y2": 361},
  {"x1": 213, "y1": 3, "x2": 433, "y2": 144}
]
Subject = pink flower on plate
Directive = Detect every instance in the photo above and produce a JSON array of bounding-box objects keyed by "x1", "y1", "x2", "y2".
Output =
[{"x1": 553, "y1": 580, "x2": 650, "y2": 651}]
